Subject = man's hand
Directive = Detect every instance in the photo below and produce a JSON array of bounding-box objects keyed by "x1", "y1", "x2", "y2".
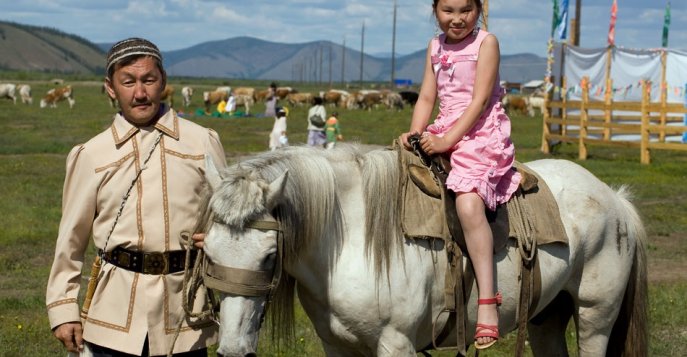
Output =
[
  {"x1": 192, "y1": 233, "x2": 206, "y2": 249},
  {"x1": 53, "y1": 322, "x2": 84, "y2": 353}
]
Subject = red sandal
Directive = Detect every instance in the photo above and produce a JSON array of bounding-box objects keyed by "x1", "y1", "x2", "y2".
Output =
[{"x1": 474, "y1": 292, "x2": 502, "y2": 350}]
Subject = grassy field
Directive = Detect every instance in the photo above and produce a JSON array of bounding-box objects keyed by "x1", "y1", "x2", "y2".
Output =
[{"x1": 0, "y1": 77, "x2": 686, "y2": 356}]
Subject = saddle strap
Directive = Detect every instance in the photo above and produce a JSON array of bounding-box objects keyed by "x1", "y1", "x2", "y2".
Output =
[{"x1": 515, "y1": 247, "x2": 543, "y2": 357}]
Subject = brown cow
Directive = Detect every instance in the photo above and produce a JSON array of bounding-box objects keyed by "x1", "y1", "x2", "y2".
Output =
[
  {"x1": 276, "y1": 87, "x2": 296, "y2": 100},
  {"x1": 322, "y1": 89, "x2": 350, "y2": 108},
  {"x1": 502, "y1": 94, "x2": 528, "y2": 115},
  {"x1": 40, "y1": 85, "x2": 75, "y2": 109},
  {"x1": 203, "y1": 90, "x2": 229, "y2": 113},
  {"x1": 286, "y1": 92, "x2": 313, "y2": 107}
]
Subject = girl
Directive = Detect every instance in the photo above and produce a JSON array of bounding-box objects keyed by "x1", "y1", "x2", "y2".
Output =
[{"x1": 399, "y1": 0, "x2": 521, "y2": 350}]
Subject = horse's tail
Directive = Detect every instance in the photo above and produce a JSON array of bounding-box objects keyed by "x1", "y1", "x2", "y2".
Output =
[{"x1": 607, "y1": 186, "x2": 648, "y2": 357}]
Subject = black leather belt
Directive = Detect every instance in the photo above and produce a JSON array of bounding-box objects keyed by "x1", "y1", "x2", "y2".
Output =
[{"x1": 100, "y1": 246, "x2": 197, "y2": 275}]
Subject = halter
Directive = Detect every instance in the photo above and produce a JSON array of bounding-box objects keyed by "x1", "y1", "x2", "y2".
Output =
[{"x1": 202, "y1": 219, "x2": 284, "y2": 326}]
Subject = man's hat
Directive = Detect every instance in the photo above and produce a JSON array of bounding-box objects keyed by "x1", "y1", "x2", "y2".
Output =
[{"x1": 106, "y1": 37, "x2": 162, "y2": 74}]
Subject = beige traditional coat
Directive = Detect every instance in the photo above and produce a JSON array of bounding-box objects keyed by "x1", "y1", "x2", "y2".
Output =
[{"x1": 46, "y1": 108, "x2": 226, "y2": 355}]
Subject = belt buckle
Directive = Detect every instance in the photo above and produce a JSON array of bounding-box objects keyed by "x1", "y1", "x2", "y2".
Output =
[{"x1": 143, "y1": 252, "x2": 168, "y2": 274}]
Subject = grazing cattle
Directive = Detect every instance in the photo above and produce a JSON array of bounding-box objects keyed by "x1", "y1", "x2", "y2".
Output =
[
  {"x1": 181, "y1": 86, "x2": 194, "y2": 107},
  {"x1": 0, "y1": 83, "x2": 17, "y2": 104},
  {"x1": 527, "y1": 95, "x2": 546, "y2": 117},
  {"x1": 215, "y1": 86, "x2": 232, "y2": 95},
  {"x1": 255, "y1": 89, "x2": 270, "y2": 102},
  {"x1": 360, "y1": 91, "x2": 383, "y2": 111},
  {"x1": 323, "y1": 89, "x2": 350, "y2": 108},
  {"x1": 40, "y1": 85, "x2": 75, "y2": 109},
  {"x1": 203, "y1": 90, "x2": 229, "y2": 113},
  {"x1": 233, "y1": 87, "x2": 255, "y2": 101},
  {"x1": 276, "y1": 87, "x2": 296, "y2": 100},
  {"x1": 101, "y1": 83, "x2": 118, "y2": 108},
  {"x1": 286, "y1": 92, "x2": 313, "y2": 107},
  {"x1": 382, "y1": 91, "x2": 404, "y2": 110},
  {"x1": 17, "y1": 84, "x2": 32, "y2": 105},
  {"x1": 399, "y1": 90, "x2": 419, "y2": 106},
  {"x1": 235, "y1": 94, "x2": 255, "y2": 115},
  {"x1": 160, "y1": 85, "x2": 174, "y2": 108},
  {"x1": 502, "y1": 94, "x2": 528, "y2": 115}
]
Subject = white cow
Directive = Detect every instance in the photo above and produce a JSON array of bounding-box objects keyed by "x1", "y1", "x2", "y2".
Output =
[
  {"x1": 0, "y1": 83, "x2": 17, "y2": 104},
  {"x1": 181, "y1": 86, "x2": 194, "y2": 107},
  {"x1": 18, "y1": 84, "x2": 32, "y2": 105}
]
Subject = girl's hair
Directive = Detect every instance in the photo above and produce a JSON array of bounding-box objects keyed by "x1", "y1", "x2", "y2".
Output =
[{"x1": 432, "y1": 0, "x2": 483, "y2": 26}]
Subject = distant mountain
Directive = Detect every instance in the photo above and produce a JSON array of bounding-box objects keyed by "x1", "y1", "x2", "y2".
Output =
[
  {"x1": 0, "y1": 21, "x2": 546, "y2": 84},
  {"x1": 0, "y1": 20, "x2": 105, "y2": 74}
]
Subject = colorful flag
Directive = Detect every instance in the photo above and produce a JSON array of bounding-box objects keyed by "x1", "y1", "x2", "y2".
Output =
[
  {"x1": 554, "y1": 0, "x2": 569, "y2": 41},
  {"x1": 662, "y1": 1, "x2": 671, "y2": 47},
  {"x1": 608, "y1": 0, "x2": 618, "y2": 46},
  {"x1": 551, "y1": 0, "x2": 560, "y2": 37}
]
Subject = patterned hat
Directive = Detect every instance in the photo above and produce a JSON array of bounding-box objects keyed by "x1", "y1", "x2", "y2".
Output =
[{"x1": 106, "y1": 37, "x2": 162, "y2": 74}]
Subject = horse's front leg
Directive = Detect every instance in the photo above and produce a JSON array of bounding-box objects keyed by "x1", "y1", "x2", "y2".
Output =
[{"x1": 375, "y1": 326, "x2": 417, "y2": 357}]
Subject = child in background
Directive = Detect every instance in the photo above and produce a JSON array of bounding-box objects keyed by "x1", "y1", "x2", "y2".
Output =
[
  {"x1": 325, "y1": 112, "x2": 343, "y2": 149},
  {"x1": 269, "y1": 106, "x2": 288, "y2": 151},
  {"x1": 398, "y1": 0, "x2": 521, "y2": 350}
]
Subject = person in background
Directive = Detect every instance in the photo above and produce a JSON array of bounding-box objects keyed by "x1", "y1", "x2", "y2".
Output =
[
  {"x1": 46, "y1": 37, "x2": 226, "y2": 356},
  {"x1": 226, "y1": 91, "x2": 236, "y2": 116},
  {"x1": 264, "y1": 82, "x2": 278, "y2": 118},
  {"x1": 269, "y1": 106, "x2": 289, "y2": 151},
  {"x1": 306, "y1": 96, "x2": 327, "y2": 147},
  {"x1": 324, "y1": 111, "x2": 343, "y2": 149},
  {"x1": 398, "y1": 0, "x2": 521, "y2": 350}
]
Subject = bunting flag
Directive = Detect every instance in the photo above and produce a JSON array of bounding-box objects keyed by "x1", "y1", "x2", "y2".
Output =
[
  {"x1": 553, "y1": 0, "x2": 569, "y2": 41},
  {"x1": 551, "y1": 0, "x2": 560, "y2": 37},
  {"x1": 608, "y1": 0, "x2": 618, "y2": 46},
  {"x1": 662, "y1": 1, "x2": 671, "y2": 47}
]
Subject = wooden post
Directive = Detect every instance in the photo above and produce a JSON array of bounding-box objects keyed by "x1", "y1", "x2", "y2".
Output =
[
  {"x1": 603, "y1": 46, "x2": 613, "y2": 140},
  {"x1": 659, "y1": 50, "x2": 668, "y2": 142},
  {"x1": 562, "y1": 76, "x2": 568, "y2": 137},
  {"x1": 483, "y1": 0, "x2": 489, "y2": 30},
  {"x1": 579, "y1": 76, "x2": 589, "y2": 160},
  {"x1": 640, "y1": 80, "x2": 651, "y2": 164},
  {"x1": 541, "y1": 75, "x2": 553, "y2": 153}
]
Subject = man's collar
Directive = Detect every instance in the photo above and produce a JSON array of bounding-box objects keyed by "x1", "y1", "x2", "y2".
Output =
[{"x1": 111, "y1": 106, "x2": 180, "y2": 145}]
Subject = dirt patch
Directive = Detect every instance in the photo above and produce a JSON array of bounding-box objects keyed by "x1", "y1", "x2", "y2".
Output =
[{"x1": 647, "y1": 232, "x2": 687, "y2": 284}]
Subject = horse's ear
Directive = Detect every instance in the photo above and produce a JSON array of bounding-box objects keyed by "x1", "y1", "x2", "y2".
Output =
[
  {"x1": 205, "y1": 155, "x2": 222, "y2": 191},
  {"x1": 265, "y1": 170, "x2": 288, "y2": 209}
]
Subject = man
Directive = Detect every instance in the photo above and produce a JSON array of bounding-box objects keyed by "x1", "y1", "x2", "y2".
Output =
[{"x1": 46, "y1": 37, "x2": 226, "y2": 356}]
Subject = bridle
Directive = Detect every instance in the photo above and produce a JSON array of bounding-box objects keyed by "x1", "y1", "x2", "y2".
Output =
[{"x1": 202, "y1": 218, "x2": 284, "y2": 326}]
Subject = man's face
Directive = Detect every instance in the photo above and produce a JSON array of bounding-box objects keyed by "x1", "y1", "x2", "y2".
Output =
[{"x1": 105, "y1": 56, "x2": 165, "y2": 126}]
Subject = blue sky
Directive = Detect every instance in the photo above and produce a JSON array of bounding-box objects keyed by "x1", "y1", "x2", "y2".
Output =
[{"x1": 1, "y1": 0, "x2": 684, "y2": 57}]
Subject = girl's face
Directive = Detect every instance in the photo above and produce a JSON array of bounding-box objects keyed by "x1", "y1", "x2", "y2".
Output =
[{"x1": 434, "y1": 0, "x2": 480, "y2": 44}]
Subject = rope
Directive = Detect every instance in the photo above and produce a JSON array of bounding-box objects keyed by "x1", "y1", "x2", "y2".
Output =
[
  {"x1": 101, "y1": 131, "x2": 163, "y2": 258},
  {"x1": 168, "y1": 235, "x2": 216, "y2": 357}
]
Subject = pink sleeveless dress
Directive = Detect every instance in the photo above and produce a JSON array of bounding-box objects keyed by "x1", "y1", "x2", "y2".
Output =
[{"x1": 426, "y1": 30, "x2": 521, "y2": 211}]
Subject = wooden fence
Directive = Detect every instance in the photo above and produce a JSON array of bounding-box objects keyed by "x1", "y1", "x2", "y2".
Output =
[{"x1": 541, "y1": 76, "x2": 687, "y2": 164}]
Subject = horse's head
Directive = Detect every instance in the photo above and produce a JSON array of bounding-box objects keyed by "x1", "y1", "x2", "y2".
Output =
[{"x1": 203, "y1": 156, "x2": 287, "y2": 356}]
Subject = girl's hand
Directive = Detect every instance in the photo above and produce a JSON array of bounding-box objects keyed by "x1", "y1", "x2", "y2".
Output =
[
  {"x1": 398, "y1": 131, "x2": 418, "y2": 150},
  {"x1": 420, "y1": 132, "x2": 450, "y2": 155}
]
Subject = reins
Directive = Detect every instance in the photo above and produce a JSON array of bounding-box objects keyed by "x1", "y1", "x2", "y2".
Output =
[{"x1": 169, "y1": 218, "x2": 283, "y2": 357}]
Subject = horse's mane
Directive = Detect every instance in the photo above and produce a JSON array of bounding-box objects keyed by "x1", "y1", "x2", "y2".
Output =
[{"x1": 205, "y1": 144, "x2": 404, "y2": 345}]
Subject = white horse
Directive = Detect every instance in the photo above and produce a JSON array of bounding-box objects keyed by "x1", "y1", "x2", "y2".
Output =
[{"x1": 201, "y1": 145, "x2": 647, "y2": 357}]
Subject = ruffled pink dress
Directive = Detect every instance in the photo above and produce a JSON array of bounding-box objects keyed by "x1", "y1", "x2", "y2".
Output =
[{"x1": 426, "y1": 30, "x2": 521, "y2": 211}]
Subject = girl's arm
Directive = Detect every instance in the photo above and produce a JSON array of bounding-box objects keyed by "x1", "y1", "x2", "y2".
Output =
[
  {"x1": 424, "y1": 34, "x2": 501, "y2": 154},
  {"x1": 399, "y1": 39, "x2": 437, "y2": 148}
]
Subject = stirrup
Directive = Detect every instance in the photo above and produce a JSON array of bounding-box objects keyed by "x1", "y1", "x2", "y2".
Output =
[{"x1": 474, "y1": 292, "x2": 502, "y2": 350}]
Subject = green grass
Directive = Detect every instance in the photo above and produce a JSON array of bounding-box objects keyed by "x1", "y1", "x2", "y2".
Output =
[{"x1": 0, "y1": 77, "x2": 686, "y2": 356}]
